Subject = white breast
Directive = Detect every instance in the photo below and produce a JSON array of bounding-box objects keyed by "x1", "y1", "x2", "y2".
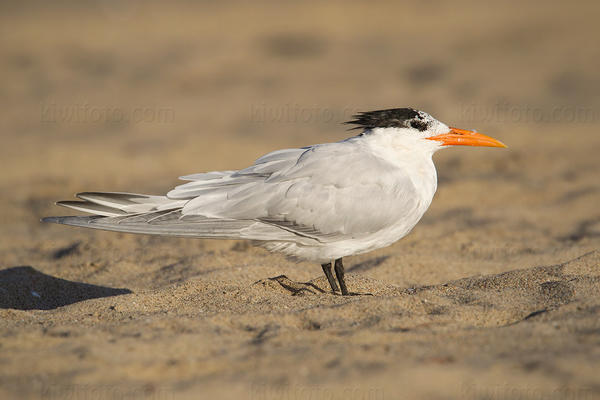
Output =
[{"x1": 261, "y1": 130, "x2": 440, "y2": 262}]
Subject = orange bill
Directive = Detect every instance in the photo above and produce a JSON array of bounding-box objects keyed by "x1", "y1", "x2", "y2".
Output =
[{"x1": 427, "y1": 127, "x2": 507, "y2": 148}]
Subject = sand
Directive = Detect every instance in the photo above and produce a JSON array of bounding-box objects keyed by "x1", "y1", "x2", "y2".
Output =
[{"x1": 1, "y1": 1, "x2": 599, "y2": 399}]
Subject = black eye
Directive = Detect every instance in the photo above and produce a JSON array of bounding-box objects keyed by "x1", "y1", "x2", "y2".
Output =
[{"x1": 410, "y1": 120, "x2": 428, "y2": 131}]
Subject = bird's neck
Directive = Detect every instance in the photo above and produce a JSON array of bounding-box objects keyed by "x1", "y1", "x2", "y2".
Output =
[
  {"x1": 358, "y1": 129, "x2": 440, "y2": 164},
  {"x1": 358, "y1": 131, "x2": 439, "y2": 201}
]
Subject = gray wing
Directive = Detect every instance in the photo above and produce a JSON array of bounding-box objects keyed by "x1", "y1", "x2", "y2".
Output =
[
  {"x1": 43, "y1": 149, "x2": 321, "y2": 244},
  {"x1": 45, "y1": 143, "x2": 420, "y2": 243},
  {"x1": 42, "y1": 210, "x2": 315, "y2": 243},
  {"x1": 177, "y1": 142, "x2": 421, "y2": 242}
]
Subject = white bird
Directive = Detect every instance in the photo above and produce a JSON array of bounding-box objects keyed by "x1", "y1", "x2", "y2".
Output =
[{"x1": 43, "y1": 108, "x2": 506, "y2": 295}]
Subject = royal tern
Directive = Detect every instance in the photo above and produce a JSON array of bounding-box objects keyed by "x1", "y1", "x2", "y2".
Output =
[{"x1": 43, "y1": 108, "x2": 506, "y2": 295}]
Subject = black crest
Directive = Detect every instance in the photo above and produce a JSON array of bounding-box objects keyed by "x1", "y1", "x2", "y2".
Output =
[{"x1": 345, "y1": 108, "x2": 429, "y2": 132}]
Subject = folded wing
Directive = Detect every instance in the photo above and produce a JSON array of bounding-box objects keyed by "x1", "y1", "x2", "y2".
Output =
[{"x1": 45, "y1": 142, "x2": 420, "y2": 244}]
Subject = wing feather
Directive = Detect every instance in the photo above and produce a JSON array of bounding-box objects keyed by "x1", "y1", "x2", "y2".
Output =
[
  {"x1": 180, "y1": 142, "x2": 420, "y2": 241},
  {"x1": 42, "y1": 214, "x2": 319, "y2": 244},
  {"x1": 45, "y1": 141, "x2": 420, "y2": 247}
]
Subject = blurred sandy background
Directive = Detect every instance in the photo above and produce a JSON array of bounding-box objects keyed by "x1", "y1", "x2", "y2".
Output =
[{"x1": 1, "y1": 1, "x2": 600, "y2": 399}]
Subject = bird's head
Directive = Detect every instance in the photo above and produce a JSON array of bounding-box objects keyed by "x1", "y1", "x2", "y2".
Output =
[{"x1": 346, "y1": 108, "x2": 506, "y2": 151}]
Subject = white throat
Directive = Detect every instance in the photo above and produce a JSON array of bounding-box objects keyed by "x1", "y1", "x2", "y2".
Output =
[{"x1": 356, "y1": 127, "x2": 442, "y2": 206}]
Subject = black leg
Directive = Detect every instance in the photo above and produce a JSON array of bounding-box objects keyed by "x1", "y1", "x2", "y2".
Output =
[
  {"x1": 334, "y1": 258, "x2": 349, "y2": 295},
  {"x1": 321, "y1": 262, "x2": 339, "y2": 293}
]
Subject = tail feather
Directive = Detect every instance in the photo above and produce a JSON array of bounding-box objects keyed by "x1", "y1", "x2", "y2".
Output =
[
  {"x1": 76, "y1": 192, "x2": 175, "y2": 208},
  {"x1": 56, "y1": 201, "x2": 129, "y2": 217},
  {"x1": 56, "y1": 192, "x2": 186, "y2": 216}
]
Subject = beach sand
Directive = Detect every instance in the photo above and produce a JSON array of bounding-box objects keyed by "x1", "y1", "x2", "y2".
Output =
[{"x1": 1, "y1": 1, "x2": 599, "y2": 399}]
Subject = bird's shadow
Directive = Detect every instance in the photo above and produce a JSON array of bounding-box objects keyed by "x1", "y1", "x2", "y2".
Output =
[
  {"x1": 0, "y1": 266, "x2": 131, "y2": 310},
  {"x1": 267, "y1": 275, "x2": 327, "y2": 295}
]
